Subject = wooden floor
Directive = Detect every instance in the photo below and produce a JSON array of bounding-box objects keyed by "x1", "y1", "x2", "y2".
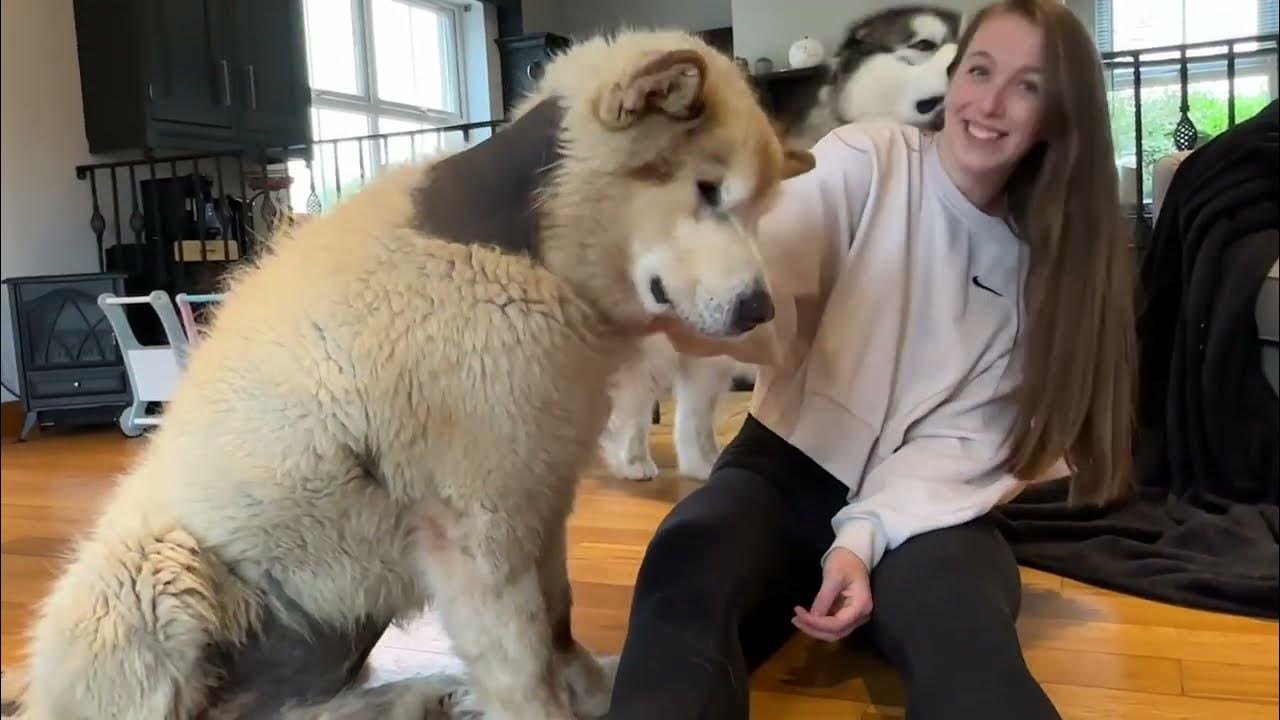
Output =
[{"x1": 2, "y1": 394, "x2": 1276, "y2": 718}]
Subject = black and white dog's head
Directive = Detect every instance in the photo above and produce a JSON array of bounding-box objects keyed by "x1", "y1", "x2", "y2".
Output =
[{"x1": 789, "y1": 5, "x2": 962, "y2": 146}]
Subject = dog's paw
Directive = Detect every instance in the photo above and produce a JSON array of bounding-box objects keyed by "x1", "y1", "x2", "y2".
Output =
[
  {"x1": 562, "y1": 653, "x2": 619, "y2": 719},
  {"x1": 436, "y1": 685, "x2": 484, "y2": 719},
  {"x1": 677, "y1": 453, "x2": 717, "y2": 481},
  {"x1": 603, "y1": 451, "x2": 660, "y2": 482}
]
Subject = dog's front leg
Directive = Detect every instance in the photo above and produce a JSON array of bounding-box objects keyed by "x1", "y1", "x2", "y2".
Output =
[
  {"x1": 673, "y1": 354, "x2": 735, "y2": 480},
  {"x1": 540, "y1": 516, "x2": 615, "y2": 718},
  {"x1": 599, "y1": 353, "x2": 662, "y2": 481},
  {"x1": 422, "y1": 523, "x2": 572, "y2": 720}
]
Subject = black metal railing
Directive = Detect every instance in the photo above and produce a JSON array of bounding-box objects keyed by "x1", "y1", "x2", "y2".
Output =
[
  {"x1": 76, "y1": 150, "x2": 253, "y2": 300},
  {"x1": 260, "y1": 119, "x2": 506, "y2": 219},
  {"x1": 1101, "y1": 33, "x2": 1279, "y2": 243},
  {"x1": 74, "y1": 118, "x2": 507, "y2": 302}
]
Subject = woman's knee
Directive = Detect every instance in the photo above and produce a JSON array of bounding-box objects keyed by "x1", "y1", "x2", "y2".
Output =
[
  {"x1": 872, "y1": 519, "x2": 1021, "y2": 615},
  {"x1": 631, "y1": 470, "x2": 786, "y2": 611}
]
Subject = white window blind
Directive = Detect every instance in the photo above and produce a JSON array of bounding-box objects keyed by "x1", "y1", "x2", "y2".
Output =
[{"x1": 1095, "y1": 0, "x2": 1279, "y2": 52}]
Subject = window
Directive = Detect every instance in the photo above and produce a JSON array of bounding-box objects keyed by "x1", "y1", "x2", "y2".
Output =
[
  {"x1": 1098, "y1": 0, "x2": 1277, "y2": 52},
  {"x1": 305, "y1": 0, "x2": 466, "y2": 132},
  {"x1": 1094, "y1": 0, "x2": 1278, "y2": 204},
  {"x1": 291, "y1": 0, "x2": 466, "y2": 213}
]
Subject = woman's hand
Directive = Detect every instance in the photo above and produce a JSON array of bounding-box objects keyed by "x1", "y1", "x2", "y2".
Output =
[
  {"x1": 792, "y1": 547, "x2": 873, "y2": 642},
  {"x1": 641, "y1": 314, "x2": 703, "y2": 347}
]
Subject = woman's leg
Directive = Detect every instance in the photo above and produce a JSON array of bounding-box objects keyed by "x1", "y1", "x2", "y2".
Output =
[
  {"x1": 607, "y1": 417, "x2": 848, "y2": 720},
  {"x1": 867, "y1": 518, "x2": 1061, "y2": 720}
]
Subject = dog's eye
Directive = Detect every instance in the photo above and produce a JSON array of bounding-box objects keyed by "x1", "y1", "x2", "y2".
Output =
[
  {"x1": 697, "y1": 180, "x2": 722, "y2": 208},
  {"x1": 909, "y1": 39, "x2": 938, "y2": 52}
]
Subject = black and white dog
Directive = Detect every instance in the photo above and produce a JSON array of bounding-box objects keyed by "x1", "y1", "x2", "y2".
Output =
[
  {"x1": 599, "y1": 6, "x2": 963, "y2": 482},
  {"x1": 789, "y1": 5, "x2": 964, "y2": 146}
]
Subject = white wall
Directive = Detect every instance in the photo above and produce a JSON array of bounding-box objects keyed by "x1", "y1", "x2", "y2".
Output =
[
  {"x1": 522, "y1": 0, "x2": 732, "y2": 40},
  {"x1": 730, "y1": 0, "x2": 991, "y2": 70},
  {"x1": 1064, "y1": 0, "x2": 1096, "y2": 39},
  {"x1": 461, "y1": 0, "x2": 504, "y2": 122},
  {"x1": 0, "y1": 0, "x2": 104, "y2": 401},
  {"x1": 731, "y1": 0, "x2": 1098, "y2": 70}
]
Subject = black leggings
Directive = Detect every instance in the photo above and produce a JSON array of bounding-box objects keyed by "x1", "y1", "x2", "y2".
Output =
[{"x1": 607, "y1": 415, "x2": 1060, "y2": 719}]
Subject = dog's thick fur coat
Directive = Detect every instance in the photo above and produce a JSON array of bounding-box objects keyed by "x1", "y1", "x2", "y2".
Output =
[{"x1": 17, "y1": 29, "x2": 811, "y2": 720}]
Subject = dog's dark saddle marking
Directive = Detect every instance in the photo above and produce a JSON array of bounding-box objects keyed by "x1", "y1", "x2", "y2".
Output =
[
  {"x1": 411, "y1": 96, "x2": 566, "y2": 262},
  {"x1": 204, "y1": 575, "x2": 392, "y2": 719}
]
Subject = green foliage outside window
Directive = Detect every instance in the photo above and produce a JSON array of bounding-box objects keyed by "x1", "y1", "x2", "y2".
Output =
[{"x1": 1108, "y1": 82, "x2": 1274, "y2": 200}]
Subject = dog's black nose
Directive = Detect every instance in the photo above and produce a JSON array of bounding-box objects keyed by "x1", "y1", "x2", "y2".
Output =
[
  {"x1": 916, "y1": 96, "x2": 943, "y2": 115},
  {"x1": 731, "y1": 287, "x2": 774, "y2": 332},
  {"x1": 649, "y1": 276, "x2": 671, "y2": 306}
]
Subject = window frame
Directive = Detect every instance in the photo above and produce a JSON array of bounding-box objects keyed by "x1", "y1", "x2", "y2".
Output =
[
  {"x1": 1094, "y1": 0, "x2": 1278, "y2": 57},
  {"x1": 1093, "y1": 0, "x2": 1278, "y2": 206},
  {"x1": 304, "y1": 0, "x2": 470, "y2": 139},
  {"x1": 1094, "y1": 0, "x2": 1278, "y2": 105}
]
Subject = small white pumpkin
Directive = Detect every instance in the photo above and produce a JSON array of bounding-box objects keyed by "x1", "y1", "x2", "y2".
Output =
[{"x1": 788, "y1": 36, "x2": 826, "y2": 69}]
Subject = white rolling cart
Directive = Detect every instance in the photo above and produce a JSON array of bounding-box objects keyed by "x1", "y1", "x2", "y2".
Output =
[{"x1": 96, "y1": 290, "x2": 194, "y2": 436}]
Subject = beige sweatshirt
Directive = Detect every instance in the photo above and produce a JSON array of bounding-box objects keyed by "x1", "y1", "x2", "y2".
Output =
[{"x1": 673, "y1": 121, "x2": 1034, "y2": 572}]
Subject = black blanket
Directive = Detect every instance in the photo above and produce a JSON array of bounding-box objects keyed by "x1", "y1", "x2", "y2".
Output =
[{"x1": 992, "y1": 100, "x2": 1280, "y2": 619}]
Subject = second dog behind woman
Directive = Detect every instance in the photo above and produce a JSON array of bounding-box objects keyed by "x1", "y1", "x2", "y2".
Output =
[{"x1": 614, "y1": 1, "x2": 1136, "y2": 718}]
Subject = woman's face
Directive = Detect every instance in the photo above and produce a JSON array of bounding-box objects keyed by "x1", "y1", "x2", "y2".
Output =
[{"x1": 942, "y1": 11, "x2": 1046, "y2": 181}]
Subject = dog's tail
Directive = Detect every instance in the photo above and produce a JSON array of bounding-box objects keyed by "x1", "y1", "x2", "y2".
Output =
[{"x1": 20, "y1": 526, "x2": 260, "y2": 720}]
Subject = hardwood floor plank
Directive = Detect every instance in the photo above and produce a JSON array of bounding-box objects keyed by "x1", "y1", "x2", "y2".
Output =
[
  {"x1": 1021, "y1": 581, "x2": 1280, "y2": 635},
  {"x1": 568, "y1": 541, "x2": 647, "y2": 587},
  {"x1": 1180, "y1": 660, "x2": 1280, "y2": 702},
  {"x1": 1043, "y1": 682, "x2": 1278, "y2": 720},
  {"x1": 1024, "y1": 648, "x2": 1183, "y2": 695},
  {"x1": 1017, "y1": 617, "x2": 1280, "y2": 667},
  {"x1": 749, "y1": 690, "x2": 871, "y2": 719}
]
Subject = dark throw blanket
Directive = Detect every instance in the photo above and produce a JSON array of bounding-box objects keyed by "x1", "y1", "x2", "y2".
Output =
[{"x1": 992, "y1": 100, "x2": 1280, "y2": 620}]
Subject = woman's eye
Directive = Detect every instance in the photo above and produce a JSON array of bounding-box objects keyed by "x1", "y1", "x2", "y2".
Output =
[
  {"x1": 697, "y1": 180, "x2": 721, "y2": 207},
  {"x1": 967, "y1": 65, "x2": 989, "y2": 78},
  {"x1": 1020, "y1": 79, "x2": 1041, "y2": 95}
]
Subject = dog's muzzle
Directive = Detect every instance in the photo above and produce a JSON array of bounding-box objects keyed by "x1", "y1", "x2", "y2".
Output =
[
  {"x1": 731, "y1": 286, "x2": 775, "y2": 333},
  {"x1": 916, "y1": 96, "x2": 943, "y2": 116}
]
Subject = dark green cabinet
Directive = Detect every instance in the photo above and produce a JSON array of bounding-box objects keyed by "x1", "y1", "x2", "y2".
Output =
[
  {"x1": 143, "y1": 0, "x2": 235, "y2": 129},
  {"x1": 72, "y1": 0, "x2": 311, "y2": 154},
  {"x1": 231, "y1": 0, "x2": 310, "y2": 145}
]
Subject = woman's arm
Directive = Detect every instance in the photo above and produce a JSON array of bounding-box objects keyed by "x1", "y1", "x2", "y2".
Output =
[
  {"x1": 662, "y1": 131, "x2": 874, "y2": 365},
  {"x1": 822, "y1": 355, "x2": 1028, "y2": 574}
]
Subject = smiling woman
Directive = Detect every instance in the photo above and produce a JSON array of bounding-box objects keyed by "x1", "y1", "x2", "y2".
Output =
[
  {"x1": 609, "y1": 2, "x2": 1135, "y2": 719},
  {"x1": 945, "y1": 0, "x2": 1136, "y2": 507}
]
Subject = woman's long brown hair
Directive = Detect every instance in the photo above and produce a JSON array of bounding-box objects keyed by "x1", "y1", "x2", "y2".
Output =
[{"x1": 952, "y1": 0, "x2": 1138, "y2": 504}]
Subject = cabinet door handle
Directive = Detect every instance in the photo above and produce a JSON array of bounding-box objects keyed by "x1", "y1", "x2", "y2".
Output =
[
  {"x1": 246, "y1": 65, "x2": 257, "y2": 110},
  {"x1": 219, "y1": 60, "x2": 232, "y2": 107}
]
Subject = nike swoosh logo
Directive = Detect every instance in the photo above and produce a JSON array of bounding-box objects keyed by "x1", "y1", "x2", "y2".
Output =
[{"x1": 972, "y1": 276, "x2": 1004, "y2": 297}]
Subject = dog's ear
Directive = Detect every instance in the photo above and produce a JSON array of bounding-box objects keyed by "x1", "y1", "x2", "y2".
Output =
[
  {"x1": 782, "y1": 148, "x2": 816, "y2": 179},
  {"x1": 769, "y1": 119, "x2": 816, "y2": 179},
  {"x1": 597, "y1": 49, "x2": 708, "y2": 129}
]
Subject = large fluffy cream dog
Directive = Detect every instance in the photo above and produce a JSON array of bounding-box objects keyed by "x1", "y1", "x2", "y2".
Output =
[{"x1": 16, "y1": 29, "x2": 813, "y2": 720}]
